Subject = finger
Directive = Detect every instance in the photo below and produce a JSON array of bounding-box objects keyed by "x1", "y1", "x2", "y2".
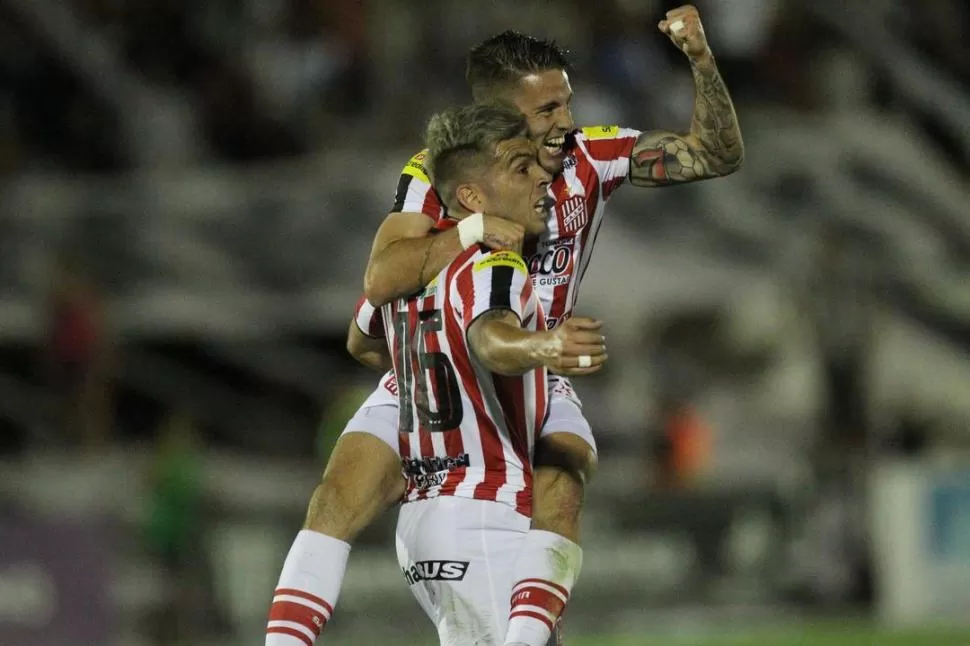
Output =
[
  {"x1": 556, "y1": 365, "x2": 604, "y2": 377},
  {"x1": 558, "y1": 353, "x2": 608, "y2": 369},
  {"x1": 562, "y1": 350, "x2": 606, "y2": 366},
  {"x1": 564, "y1": 317, "x2": 602, "y2": 330},
  {"x1": 658, "y1": 20, "x2": 669, "y2": 33},
  {"x1": 562, "y1": 333, "x2": 606, "y2": 348}
]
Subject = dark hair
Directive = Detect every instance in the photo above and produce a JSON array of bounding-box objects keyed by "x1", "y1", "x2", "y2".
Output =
[
  {"x1": 425, "y1": 102, "x2": 528, "y2": 212},
  {"x1": 466, "y1": 30, "x2": 570, "y2": 101}
]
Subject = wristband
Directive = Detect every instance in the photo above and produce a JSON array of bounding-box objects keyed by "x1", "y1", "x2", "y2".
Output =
[{"x1": 457, "y1": 213, "x2": 485, "y2": 249}]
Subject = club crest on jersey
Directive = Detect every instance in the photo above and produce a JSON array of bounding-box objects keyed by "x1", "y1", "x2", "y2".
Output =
[{"x1": 559, "y1": 195, "x2": 588, "y2": 235}]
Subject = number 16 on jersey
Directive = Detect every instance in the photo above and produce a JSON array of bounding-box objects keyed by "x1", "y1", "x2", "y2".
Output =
[{"x1": 392, "y1": 308, "x2": 464, "y2": 434}]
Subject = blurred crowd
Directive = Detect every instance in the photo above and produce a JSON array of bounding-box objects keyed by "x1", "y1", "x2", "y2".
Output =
[{"x1": 1, "y1": 0, "x2": 967, "y2": 174}]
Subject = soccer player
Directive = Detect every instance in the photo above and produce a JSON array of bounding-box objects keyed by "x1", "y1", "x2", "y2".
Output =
[
  {"x1": 387, "y1": 102, "x2": 606, "y2": 645},
  {"x1": 265, "y1": 6, "x2": 743, "y2": 646}
]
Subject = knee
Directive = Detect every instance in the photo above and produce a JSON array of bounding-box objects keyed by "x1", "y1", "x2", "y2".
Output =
[
  {"x1": 304, "y1": 433, "x2": 404, "y2": 539},
  {"x1": 531, "y1": 434, "x2": 597, "y2": 539},
  {"x1": 534, "y1": 433, "x2": 597, "y2": 486}
]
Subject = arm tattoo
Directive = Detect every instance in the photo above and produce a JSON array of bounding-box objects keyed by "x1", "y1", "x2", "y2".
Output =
[{"x1": 630, "y1": 56, "x2": 744, "y2": 187}]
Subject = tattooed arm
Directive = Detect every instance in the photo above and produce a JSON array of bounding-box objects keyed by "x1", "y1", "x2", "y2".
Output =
[{"x1": 629, "y1": 6, "x2": 744, "y2": 187}]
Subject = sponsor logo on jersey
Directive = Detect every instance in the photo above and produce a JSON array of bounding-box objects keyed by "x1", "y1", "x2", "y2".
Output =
[
  {"x1": 528, "y1": 242, "x2": 573, "y2": 288},
  {"x1": 581, "y1": 125, "x2": 619, "y2": 140},
  {"x1": 402, "y1": 560, "x2": 470, "y2": 585},
  {"x1": 474, "y1": 251, "x2": 528, "y2": 274},
  {"x1": 559, "y1": 195, "x2": 588, "y2": 236},
  {"x1": 402, "y1": 149, "x2": 431, "y2": 183},
  {"x1": 561, "y1": 155, "x2": 577, "y2": 170},
  {"x1": 402, "y1": 453, "x2": 471, "y2": 477},
  {"x1": 383, "y1": 373, "x2": 399, "y2": 396}
]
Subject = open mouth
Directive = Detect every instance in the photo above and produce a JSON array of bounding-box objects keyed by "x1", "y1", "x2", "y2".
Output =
[
  {"x1": 533, "y1": 196, "x2": 555, "y2": 213},
  {"x1": 543, "y1": 134, "x2": 566, "y2": 156}
]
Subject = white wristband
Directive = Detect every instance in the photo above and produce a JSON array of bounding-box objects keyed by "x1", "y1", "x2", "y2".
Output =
[{"x1": 457, "y1": 213, "x2": 485, "y2": 249}]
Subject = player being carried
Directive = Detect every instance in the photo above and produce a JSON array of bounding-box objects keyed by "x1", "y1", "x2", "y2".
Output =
[{"x1": 265, "y1": 5, "x2": 743, "y2": 646}]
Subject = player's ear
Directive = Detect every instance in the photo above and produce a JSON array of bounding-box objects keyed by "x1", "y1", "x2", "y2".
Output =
[{"x1": 456, "y1": 183, "x2": 485, "y2": 214}]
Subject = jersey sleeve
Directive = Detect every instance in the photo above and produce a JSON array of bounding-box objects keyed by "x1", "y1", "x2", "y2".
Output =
[
  {"x1": 576, "y1": 125, "x2": 642, "y2": 199},
  {"x1": 353, "y1": 294, "x2": 385, "y2": 339},
  {"x1": 389, "y1": 149, "x2": 447, "y2": 221},
  {"x1": 453, "y1": 251, "x2": 531, "y2": 330}
]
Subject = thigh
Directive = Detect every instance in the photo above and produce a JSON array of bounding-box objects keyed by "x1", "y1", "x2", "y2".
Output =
[
  {"x1": 339, "y1": 372, "x2": 400, "y2": 451},
  {"x1": 396, "y1": 498, "x2": 529, "y2": 646},
  {"x1": 540, "y1": 377, "x2": 596, "y2": 455}
]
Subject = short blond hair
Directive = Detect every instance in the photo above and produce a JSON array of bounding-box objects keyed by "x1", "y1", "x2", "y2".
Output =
[{"x1": 425, "y1": 102, "x2": 527, "y2": 213}]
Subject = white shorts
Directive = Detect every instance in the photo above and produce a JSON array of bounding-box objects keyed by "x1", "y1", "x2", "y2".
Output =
[
  {"x1": 341, "y1": 372, "x2": 596, "y2": 456},
  {"x1": 396, "y1": 497, "x2": 560, "y2": 646}
]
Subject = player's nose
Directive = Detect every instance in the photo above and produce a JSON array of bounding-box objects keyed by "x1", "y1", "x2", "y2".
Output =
[
  {"x1": 535, "y1": 166, "x2": 552, "y2": 189},
  {"x1": 555, "y1": 108, "x2": 574, "y2": 133}
]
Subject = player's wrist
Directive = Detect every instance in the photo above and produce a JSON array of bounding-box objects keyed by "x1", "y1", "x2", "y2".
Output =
[
  {"x1": 529, "y1": 330, "x2": 563, "y2": 369},
  {"x1": 689, "y1": 49, "x2": 716, "y2": 70},
  {"x1": 457, "y1": 213, "x2": 485, "y2": 249}
]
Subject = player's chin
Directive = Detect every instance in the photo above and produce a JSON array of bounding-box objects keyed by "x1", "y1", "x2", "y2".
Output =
[
  {"x1": 538, "y1": 149, "x2": 565, "y2": 174},
  {"x1": 526, "y1": 218, "x2": 548, "y2": 235}
]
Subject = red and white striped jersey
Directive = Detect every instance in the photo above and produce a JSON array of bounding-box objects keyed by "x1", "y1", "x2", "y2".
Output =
[
  {"x1": 381, "y1": 247, "x2": 548, "y2": 518},
  {"x1": 389, "y1": 148, "x2": 447, "y2": 222},
  {"x1": 393, "y1": 125, "x2": 641, "y2": 329},
  {"x1": 354, "y1": 294, "x2": 384, "y2": 339}
]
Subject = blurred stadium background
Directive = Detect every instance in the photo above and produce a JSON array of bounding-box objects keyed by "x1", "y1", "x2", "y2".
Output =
[{"x1": 1, "y1": 0, "x2": 970, "y2": 644}]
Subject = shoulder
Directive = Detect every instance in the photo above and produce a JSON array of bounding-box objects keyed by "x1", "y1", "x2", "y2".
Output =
[
  {"x1": 399, "y1": 148, "x2": 431, "y2": 183},
  {"x1": 449, "y1": 248, "x2": 528, "y2": 285},
  {"x1": 573, "y1": 126, "x2": 642, "y2": 163},
  {"x1": 575, "y1": 125, "x2": 640, "y2": 142},
  {"x1": 471, "y1": 249, "x2": 528, "y2": 275}
]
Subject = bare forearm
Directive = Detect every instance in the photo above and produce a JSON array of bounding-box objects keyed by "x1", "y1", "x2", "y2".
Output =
[
  {"x1": 346, "y1": 322, "x2": 393, "y2": 372},
  {"x1": 364, "y1": 227, "x2": 463, "y2": 306},
  {"x1": 629, "y1": 54, "x2": 743, "y2": 186},
  {"x1": 468, "y1": 316, "x2": 559, "y2": 376},
  {"x1": 688, "y1": 53, "x2": 743, "y2": 172}
]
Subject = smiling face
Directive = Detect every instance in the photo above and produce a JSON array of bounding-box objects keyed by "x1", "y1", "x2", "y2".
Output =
[
  {"x1": 507, "y1": 69, "x2": 575, "y2": 175},
  {"x1": 465, "y1": 31, "x2": 575, "y2": 174}
]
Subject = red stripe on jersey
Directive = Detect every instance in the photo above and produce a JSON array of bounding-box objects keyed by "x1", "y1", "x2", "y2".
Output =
[
  {"x1": 582, "y1": 135, "x2": 637, "y2": 162},
  {"x1": 353, "y1": 294, "x2": 383, "y2": 337},
  {"x1": 266, "y1": 626, "x2": 313, "y2": 646},
  {"x1": 438, "y1": 258, "x2": 470, "y2": 496},
  {"x1": 601, "y1": 176, "x2": 624, "y2": 201},
  {"x1": 434, "y1": 217, "x2": 457, "y2": 232},
  {"x1": 576, "y1": 179, "x2": 600, "y2": 283},
  {"x1": 453, "y1": 263, "x2": 507, "y2": 502},
  {"x1": 547, "y1": 153, "x2": 599, "y2": 323},
  {"x1": 492, "y1": 371, "x2": 531, "y2": 517},
  {"x1": 422, "y1": 189, "x2": 443, "y2": 222}
]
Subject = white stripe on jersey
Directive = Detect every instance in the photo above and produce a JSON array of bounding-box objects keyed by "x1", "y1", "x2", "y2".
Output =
[{"x1": 353, "y1": 295, "x2": 384, "y2": 338}]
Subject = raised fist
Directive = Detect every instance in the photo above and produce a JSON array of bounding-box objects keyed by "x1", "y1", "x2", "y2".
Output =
[{"x1": 658, "y1": 5, "x2": 710, "y2": 60}]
